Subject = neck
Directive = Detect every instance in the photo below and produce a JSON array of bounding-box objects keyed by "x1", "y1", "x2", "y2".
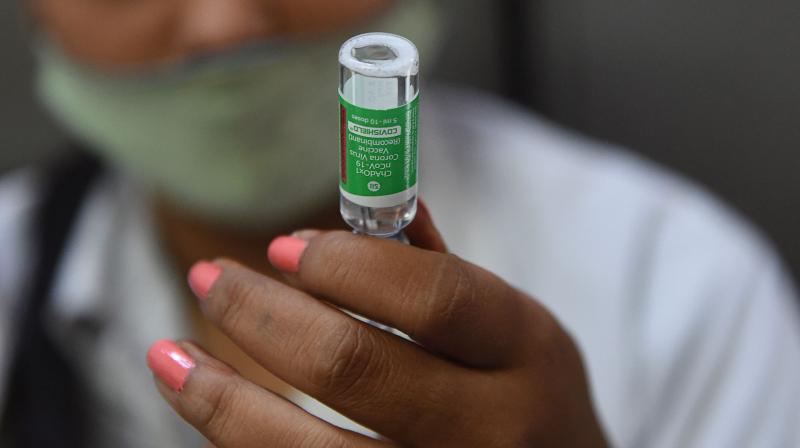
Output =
[{"x1": 153, "y1": 195, "x2": 344, "y2": 278}]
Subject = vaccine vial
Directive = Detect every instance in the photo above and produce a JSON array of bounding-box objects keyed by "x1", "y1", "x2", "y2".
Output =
[{"x1": 339, "y1": 33, "x2": 419, "y2": 238}]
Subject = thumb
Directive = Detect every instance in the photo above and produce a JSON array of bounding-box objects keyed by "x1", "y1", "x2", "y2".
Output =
[{"x1": 405, "y1": 199, "x2": 448, "y2": 253}]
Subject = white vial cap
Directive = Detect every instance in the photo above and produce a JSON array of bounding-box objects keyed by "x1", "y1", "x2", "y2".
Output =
[{"x1": 339, "y1": 33, "x2": 419, "y2": 78}]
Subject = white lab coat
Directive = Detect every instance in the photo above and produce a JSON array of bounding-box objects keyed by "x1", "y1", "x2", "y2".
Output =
[{"x1": 0, "y1": 87, "x2": 798, "y2": 447}]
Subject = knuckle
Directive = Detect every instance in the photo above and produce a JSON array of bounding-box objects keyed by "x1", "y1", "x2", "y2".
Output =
[
  {"x1": 216, "y1": 274, "x2": 261, "y2": 331},
  {"x1": 308, "y1": 322, "x2": 377, "y2": 399},
  {"x1": 315, "y1": 232, "x2": 357, "y2": 265},
  {"x1": 413, "y1": 378, "x2": 465, "y2": 429},
  {"x1": 420, "y1": 255, "x2": 477, "y2": 337},
  {"x1": 314, "y1": 232, "x2": 362, "y2": 278},
  {"x1": 294, "y1": 426, "x2": 352, "y2": 448},
  {"x1": 198, "y1": 379, "x2": 247, "y2": 443}
]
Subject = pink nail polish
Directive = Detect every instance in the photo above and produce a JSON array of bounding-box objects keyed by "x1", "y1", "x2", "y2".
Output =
[
  {"x1": 188, "y1": 261, "x2": 222, "y2": 300},
  {"x1": 147, "y1": 340, "x2": 195, "y2": 392},
  {"x1": 267, "y1": 236, "x2": 308, "y2": 273}
]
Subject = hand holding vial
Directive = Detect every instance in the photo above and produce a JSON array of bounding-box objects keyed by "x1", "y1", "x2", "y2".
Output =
[
  {"x1": 145, "y1": 33, "x2": 608, "y2": 448},
  {"x1": 148, "y1": 203, "x2": 609, "y2": 447}
]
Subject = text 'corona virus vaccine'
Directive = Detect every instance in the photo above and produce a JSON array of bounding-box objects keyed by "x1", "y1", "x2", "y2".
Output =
[{"x1": 339, "y1": 33, "x2": 419, "y2": 238}]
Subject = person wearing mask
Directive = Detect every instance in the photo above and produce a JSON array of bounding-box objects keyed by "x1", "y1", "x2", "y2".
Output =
[{"x1": 0, "y1": 0, "x2": 798, "y2": 446}]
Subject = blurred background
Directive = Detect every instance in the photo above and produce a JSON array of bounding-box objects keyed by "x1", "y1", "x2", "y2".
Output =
[{"x1": 2, "y1": 0, "x2": 798, "y2": 279}]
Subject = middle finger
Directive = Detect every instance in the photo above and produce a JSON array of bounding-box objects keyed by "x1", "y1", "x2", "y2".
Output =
[{"x1": 270, "y1": 231, "x2": 530, "y2": 367}]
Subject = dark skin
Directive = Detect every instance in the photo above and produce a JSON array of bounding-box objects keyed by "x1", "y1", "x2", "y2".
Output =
[
  {"x1": 153, "y1": 197, "x2": 345, "y2": 395},
  {"x1": 32, "y1": 0, "x2": 610, "y2": 445}
]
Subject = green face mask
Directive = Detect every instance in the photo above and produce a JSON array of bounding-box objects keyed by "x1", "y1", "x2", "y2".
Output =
[{"x1": 35, "y1": 0, "x2": 440, "y2": 229}]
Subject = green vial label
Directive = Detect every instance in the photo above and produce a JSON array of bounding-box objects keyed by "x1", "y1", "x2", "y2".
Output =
[{"x1": 339, "y1": 94, "x2": 419, "y2": 208}]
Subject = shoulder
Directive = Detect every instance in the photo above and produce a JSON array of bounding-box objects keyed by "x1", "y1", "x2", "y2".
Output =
[
  {"x1": 424, "y1": 85, "x2": 784, "y2": 283},
  {"x1": 425, "y1": 86, "x2": 797, "y2": 342},
  {"x1": 423, "y1": 86, "x2": 781, "y2": 290},
  {"x1": 424, "y1": 88, "x2": 800, "y2": 445}
]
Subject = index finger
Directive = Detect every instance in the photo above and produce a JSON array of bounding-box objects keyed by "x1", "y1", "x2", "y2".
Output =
[{"x1": 268, "y1": 231, "x2": 533, "y2": 367}]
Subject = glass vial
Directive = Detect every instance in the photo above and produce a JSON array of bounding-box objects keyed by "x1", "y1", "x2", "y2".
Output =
[{"x1": 339, "y1": 33, "x2": 419, "y2": 238}]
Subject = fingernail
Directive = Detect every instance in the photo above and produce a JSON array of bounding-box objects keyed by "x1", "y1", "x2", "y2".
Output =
[
  {"x1": 188, "y1": 261, "x2": 222, "y2": 300},
  {"x1": 290, "y1": 229, "x2": 322, "y2": 241},
  {"x1": 147, "y1": 340, "x2": 195, "y2": 392},
  {"x1": 267, "y1": 236, "x2": 308, "y2": 273}
]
